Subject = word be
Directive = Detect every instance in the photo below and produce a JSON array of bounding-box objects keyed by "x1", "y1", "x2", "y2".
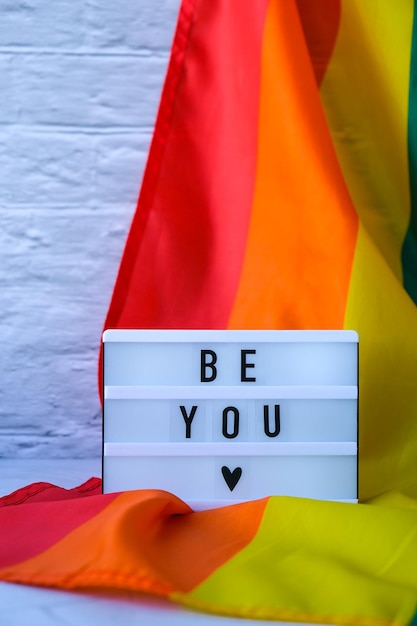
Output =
[
  {"x1": 180, "y1": 404, "x2": 281, "y2": 439},
  {"x1": 201, "y1": 349, "x2": 256, "y2": 382}
]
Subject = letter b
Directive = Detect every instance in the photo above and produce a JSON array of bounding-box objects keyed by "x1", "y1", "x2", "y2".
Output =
[{"x1": 201, "y1": 349, "x2": 217, "y2": 382}]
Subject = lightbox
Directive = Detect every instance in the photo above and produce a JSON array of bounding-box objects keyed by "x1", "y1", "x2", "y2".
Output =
[{"x1": 102, "y1": 330, "x2": 358, "y2": 509}]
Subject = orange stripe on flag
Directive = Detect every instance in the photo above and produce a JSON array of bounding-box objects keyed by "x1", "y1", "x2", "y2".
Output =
[
  {"x1": 228, "y1": 0, "x2": 358, "y2": 330},
  {"x1": 0, "y1": 490, "x2": 267, "y2": 596}
]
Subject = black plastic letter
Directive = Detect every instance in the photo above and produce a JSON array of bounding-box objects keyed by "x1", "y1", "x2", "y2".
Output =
[
  {"x1": 201, "y1": 349, "x2": 217, "y2": 382},
  {"x1": 180, "y1": 405, "x2": 198, "y2": 438},
  {"x1": 263, "y1": 404, "x2": 280, "y2": 437},
  {"x1": 241, "y1": 349, "x2": 256, "y2": 382},
  {"x1": 222, "y1": 406, "x2": 240, "y2": 439}
]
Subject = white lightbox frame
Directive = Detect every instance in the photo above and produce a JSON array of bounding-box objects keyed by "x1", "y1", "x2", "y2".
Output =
[{"x1": 102, "y1": 329, "x2": 359, "y2": 509}]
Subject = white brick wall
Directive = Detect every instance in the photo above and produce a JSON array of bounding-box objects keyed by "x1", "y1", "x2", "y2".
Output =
[{"x1": 0, "y1": 0, "x2": 180, "y2": 458}]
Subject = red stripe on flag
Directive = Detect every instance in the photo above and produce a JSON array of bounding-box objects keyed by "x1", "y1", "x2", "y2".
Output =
[
  {"x1": 103, "y1": 0, "x2": 270, "y2": 331},
  {"x1": 0, "y1": 480, "x2": 116, "y2": 568},
  {"x1": 295, "y1": 0, "x2": 341, "y2": 85}
]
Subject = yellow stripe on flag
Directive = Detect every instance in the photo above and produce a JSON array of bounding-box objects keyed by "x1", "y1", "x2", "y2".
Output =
[
  {"x1": 344, "y1": 224, "x2": 417, "y2": 501},
  {"x1": 180, "y1": 497, "x2": 417, "y2": 625},
  {"x1": 320, "y1": 0, "x2": 413, "y2": 280}
]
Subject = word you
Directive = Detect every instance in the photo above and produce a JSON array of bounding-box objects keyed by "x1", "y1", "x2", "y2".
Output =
[{"x1": 179, "y1": 404, "x2": 281, "y2": 439}]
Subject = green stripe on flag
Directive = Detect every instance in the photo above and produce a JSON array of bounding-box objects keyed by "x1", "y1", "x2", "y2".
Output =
[
  {"x1": 409, "y1": 608, "x2": 417, "y2": 626},
  {"x1": 402, "y1": 0, "x2": 417, "y2": 302}
]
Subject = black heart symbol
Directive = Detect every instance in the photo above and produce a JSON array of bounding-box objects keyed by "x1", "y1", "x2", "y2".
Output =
[{"x1": 221, "y1": 466, "x2": 242, "y2": 491}]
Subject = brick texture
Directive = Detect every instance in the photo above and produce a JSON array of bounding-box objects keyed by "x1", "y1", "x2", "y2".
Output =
[{"x1": 0, "y1": 0, "x2": 180, "y2": 457}]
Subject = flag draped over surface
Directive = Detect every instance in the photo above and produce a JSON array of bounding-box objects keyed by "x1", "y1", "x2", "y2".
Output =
[
  {"x1": 1, "y1": 479, "x2": 417, "y2": 625},
  {"x1": 2, "y1": 0, "x2": 417, "y2": 624}
]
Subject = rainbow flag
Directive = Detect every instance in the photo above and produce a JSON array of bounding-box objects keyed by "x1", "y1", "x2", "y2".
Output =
[
  {"x1": 102, "y1": 0, "x2": 417, "y2": 505},
  {"x1": 2, "y1": 0, "x2": 417, "y2": 624},
  {"x1": 1, "y1": 478, "x2": 417, "y2": 624}
]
